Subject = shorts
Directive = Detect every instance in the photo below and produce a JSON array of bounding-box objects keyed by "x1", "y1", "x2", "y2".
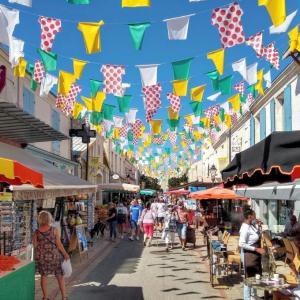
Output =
[
  {"x1": 143, "y1": 223, "x2": 154, "y2": 237},
  {"x1": 177, "y1": 223, "x2": 188, "y2": 239},
  {"x1": 156, "y1": 217, "x2": 164, "y2": 223},
  {"x1": 131, "y1": 220, "x2": 138, "y2": 229},
  {"x1": 117, "y1": 215, "x2": 126, "y2": 224}
]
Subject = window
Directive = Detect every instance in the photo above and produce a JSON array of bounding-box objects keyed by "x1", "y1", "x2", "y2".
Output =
[
  {"x1": 51, "y1": 110, "x2": 60, "y2": 155},
  {"x1": 23, "y1": 87, "x2": 35, "y2": 115}
]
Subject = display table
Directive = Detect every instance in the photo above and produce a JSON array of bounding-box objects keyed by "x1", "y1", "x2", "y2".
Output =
[{"x1": 0, "y1": 261, "x2": 35, "y2": 300}]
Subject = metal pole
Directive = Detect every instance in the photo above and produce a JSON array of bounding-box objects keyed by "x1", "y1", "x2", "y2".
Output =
[{"x1": 86, "y1": 143, "x2": 89, "y2": 181}]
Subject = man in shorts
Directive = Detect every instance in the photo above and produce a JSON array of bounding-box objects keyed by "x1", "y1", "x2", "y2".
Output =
[
  {"x1": 129, "y1": 200, "x2": 141, "y2": 241},
  {"x1": 156, "y1": 200, "x2": 166, "y2": 231},
  {"x1": 116, "y1": 202, "x2": 128, "y2": 239}
]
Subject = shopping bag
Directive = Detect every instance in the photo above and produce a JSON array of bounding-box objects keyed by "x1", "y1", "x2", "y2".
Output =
[{"x1": 62, "y1": 259, "x2": 72, "y2": 278}]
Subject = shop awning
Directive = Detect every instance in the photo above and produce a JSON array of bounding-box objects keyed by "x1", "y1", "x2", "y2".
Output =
[
  {"x1": 140, "y1": 189, "x2": 156, "y2": 196},
  {"x1": 235, "y1": 179, "x2": 300, "y2": 201},
  {"x1": 0, "y1": 102, "x2": 68, "y2": 143},
  {"x1": 98, "y1": 183, "x2": 140, "y2": 192},
  {"x1": 0, "y1": 142, "x2": 96, "y2": 200},
  {"x1": 222, "y1": 131, "x2": 300, "y2": 187},
  {"x1": 0, "y1": 157, "x2": 43, "y2": 188},
  {"x1": 190, "y1": 186, "x2": 248, "y2": 200},
  {"x1": 165, "y1": 189, "x2": 190, "y2": 196}
]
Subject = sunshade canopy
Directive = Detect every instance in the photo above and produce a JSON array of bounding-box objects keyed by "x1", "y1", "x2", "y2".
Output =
[
  {"x1": 0, "y1": 157, "x2": 44, "y2": 188},
  {"x1": 222, "y1": 131, "x2": 300, "y2": 187},
  {"x1": 98, "y1": 183, "x2": 140, "y2": 192},
  {"x1": 165, "y1": 189, "x2": 190, "y2": 196},
  {"x1": 190, "y1": 186, "x2": 248, "y2": 200},
  {"x1": 140, "y1": 189, "x2": 156, "y2": 196}
]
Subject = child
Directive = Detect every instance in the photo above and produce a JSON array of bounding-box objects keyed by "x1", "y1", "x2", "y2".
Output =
[{"x1": 162, "y1": 204, "x2": 178, "y2": 251}]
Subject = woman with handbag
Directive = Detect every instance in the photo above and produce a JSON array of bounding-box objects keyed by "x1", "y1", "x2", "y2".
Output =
[
  {"x1": 239, "y1": 208, "x2": 265, "y2": 300},
  {"x1": 33, "y1": 211, "x2": 70, "y2": 300},
  {"x1": 140, "y1": 202, "x2": 156, "y2": 247}
]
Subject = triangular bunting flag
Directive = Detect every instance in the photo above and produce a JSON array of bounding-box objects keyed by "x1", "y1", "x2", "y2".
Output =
[{"x1": 128, "y1": 22, "x2": 150, "y2": 50}]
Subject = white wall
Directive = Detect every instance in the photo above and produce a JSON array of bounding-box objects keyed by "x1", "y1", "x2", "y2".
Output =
[{"x1": 292, "y1": 75, "x2": 300, "y2": 130}]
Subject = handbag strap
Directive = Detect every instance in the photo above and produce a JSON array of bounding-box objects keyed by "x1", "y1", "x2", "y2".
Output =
[{"x1": 37, "y1": 229, "x2": 57, "y2": 248}]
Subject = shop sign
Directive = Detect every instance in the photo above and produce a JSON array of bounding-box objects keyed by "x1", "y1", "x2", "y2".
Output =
[{"x1": 0, "y1": 192, "x2": 12, "y2": 201}]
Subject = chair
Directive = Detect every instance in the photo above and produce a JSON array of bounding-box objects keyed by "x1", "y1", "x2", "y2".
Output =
[
  {"x1": 290, "y1": 240, "x2": 300, "y2": 257},
  {"x1": 222, "y1": 231, "x2": 231, "y2": 246},
  {"x1": 227, "y1": 246, "x2": 241, "y2": 274},
  {"x1": 282, "y1": 238, "x2": 295, "y2": 266},
  {"x1": 261, "y1": 232, "x2": 285, "y2": 258}
]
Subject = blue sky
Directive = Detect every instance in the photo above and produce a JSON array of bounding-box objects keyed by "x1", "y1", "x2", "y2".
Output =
[{"x1": 2, "y1": 0, "x2": 299, "y2": 140}]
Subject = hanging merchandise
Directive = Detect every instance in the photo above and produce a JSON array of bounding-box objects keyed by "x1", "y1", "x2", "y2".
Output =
[
  {"x1": 234, "y1": 81, "x2": 245, "y2": 96},
  {"x1": 171, "y1": 58, "x2": 193, "y2": 80},
  {"x1": 262, "y1": 43, "x2": 280, "y2": 70},
  {"x1": 269, "y1": 10, "x2": 297, "y2": 34},
  {"x1": 211, "y1": 2, "x2": 245, "y2": 48},
  {"x1": 245, "y1": 32, "x2": 263, "y2": 57},
  {"x1": 9, "y1": 0, "x2": 32, "y2": 6},
  {"x1": 136, "y1": 64, "x2": 159, "y2": 87},
  {"x1": 207, "y1": 91, "x2": 221, "y2": 101},
  {"x1": 33, "y1": 60, "x2": 45, "y2": 84},
  {"x1": 122, "y1": 0, "x2": 150, "y2": 7},
  {"x1": 116, "y1": 94, "x2": 132, "y2": 113},
  {"x1": 0, "y1": 5, "x2": 19, "y2": 46},
  {"x1": 143, "y1": 83, "x2": 162, "y2": 111},
  {"x1": 101, "y1": 64, "x2": 125, "y2": 97},
  {"x1": 218, "y1": 75, "x2": 233, "y2": 95},
  {"x1": 9, "y1": 37, "x2": 24, "y2": 68},
  {"x1": 40, "y1": 73, "x2": 58, "y2": 97},
  {"x1": 128, "y1": 22, "x2": 150, "y2": 50},
  {"x1": 13, "y1": 57, "x2": 27, "y2": 77},
  {"x1": 37, "y1": 48, "x2": 57, "y2": 72},
  {"x1": 258, "y1": 0, "x2": 286, "y2": 27},
  {"x1": 227, "y1": 94, "x2": 241, "y2": 112},
  {"x1": 246, "y1": 62, "x2": 258, "y2": 85},
  {"x1": 167, "y1": 93, "x2": 181, "y2": 112},
  {"x1": 232, "y1": 58, "x2": 247, "y2": 81},
  {"x1": 206, "y1": 70, "x2": 219, "y2": 90},
  {"x1": 172, "y1": 79, "x2": 189, "y2": 96},
  {"x1": 163, "y1": 14, "x2": 195, "y2": 40},
  {"x1": 39, "y1": 16, "x2": 62, "y2": 52},
  {"x1": 58, "y1": 70, "x2": 76, "y2": 96},
  {"x1": 126, "y1": 108, "x2": 138, "y2": 124},
  {"x1": 78, "y1": 20, "x2": 104, "y2": 54},
  {"x1": 190, "y1": 85, "x2": 206, "y2": 102},
  {"x1": 73, "y1": 59, "x2": 87, "y2": 79},
  {"x1": 207, "y1": 48, "x2": 225, "y2": 75}
]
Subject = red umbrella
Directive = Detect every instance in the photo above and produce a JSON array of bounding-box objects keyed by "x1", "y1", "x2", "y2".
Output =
[
  {"x1": 190, "y1": 186, "x2": 247, "y2": 200},
  {"x1": 165, "y1": 189, "x2": 190, "y2": 196}
]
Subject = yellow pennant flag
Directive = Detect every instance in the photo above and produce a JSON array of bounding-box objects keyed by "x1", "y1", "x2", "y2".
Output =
[
  {"x1": 190, "y1": 85, "x2": 206, "y2": 102},
  {"x1": 94, "y1": 124, "x2": 102, "y2": 134},
  {"x1": 180, "y1": 140, "x2": 187, "y2": 148},
  {"x1": 168, "y1": 107, "x2": 179, "y2": 120},
  {"x1": 13, "y1": 58, "x2": 27, "y2": 77},
  {"x1": 213, "y1": 115, "x2": 222, "y2": 126},
  {"x1": 200, "y1": 117, "x2": 210, "y2": 128},
  {"x1": 122, "y1": 0, "x2": 150, "y2": 7},
  {"x1": 113, "y1": 128, "x2": 120, "y2": 139},
  {"x1": 227, "y1": 94, "x2": 241, "y2": 112},
  {"x1": 207, "y1": 48, "x2": 225, "y2": 75},
  {"x1": 93, "y1": 91, "x2": 106, "y2": 112},
  {"x1": 138, "y1": 146, "x2": 144, "y2": 152},
  {"x1": 162, "y1": 153, "x2": 167, "y2": 159},
  {"x1": 173, "y1": 146, "x2": 178, "y2": 152},
  {"x1": 139, "y1": 125, "x2": 145, "y2": 138},
  {"x1": 185, "y1": 114, "x2": 193, "y2": 127},
  {"x1": 193, "y1": 130, "x2": 203, "y2": 141},
  {"x1": 78, "y1": 20, "x2": 105, "y2": 54},
  {"x1": 73, "y1": 59, "x2": 88, "y2": 80},
  {"x1": 72, "y1": 102, "x2": 84, "y2": 119},
  {"x1": 143, "y1": 135, "x2": 152, "y2": 147},
  {"x1": 81, "y1": 96, "x2": 93, "y2": 111},
  {"x1": 288, "y1": 26, "x2": 300, "y2": 52},
  {"x1": 224, "y1": 114, "x2": 232, "y2": 128},
  {"x1": 150, "y1": 120, "x2": 162, "y2": 135},
  {"x1": 255, "y1": 69, "x2": 264, "y2": 96},
  {"x1": 58, "y1": 71, "x2": 76, "y2": 96},
  {"x1": 172, "y1": 79, "x2": 189, "y2": 96},
  {"x1": 258, "y1": 0, "x2": 286, "y2": 27}
]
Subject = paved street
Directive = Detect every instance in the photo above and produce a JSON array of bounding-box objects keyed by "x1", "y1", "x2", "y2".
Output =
[{"x1": 66, "y1": 233, "x2": 242, "y2": 300}]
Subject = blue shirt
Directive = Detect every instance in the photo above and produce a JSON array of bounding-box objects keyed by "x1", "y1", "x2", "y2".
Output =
[{"x1": 130, "y1": 205, "x2": 141, "y2": 222}]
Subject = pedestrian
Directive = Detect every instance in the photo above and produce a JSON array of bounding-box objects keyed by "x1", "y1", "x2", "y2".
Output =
[
  {"x1": 239, "y1": 208, "x2": 265, "y2": 300},
  {"x1": 176, "y1": 200, "x2": 189, "y2": 251},
  {"x1": 116, "y1": 202, "x2": 128, "y2": 239},
  {"x1": 107, "y1": 202, "x2": 117, "y2": 241},
  {"x1": 33, "y1": 211, "x2": 69, "y2": 300},
  {"x1": 194, "y1": 205, "x2": 202, "y2": 229},
  {"x1": 129, "y1": 200, "x2": 141, "y2": 241},
  {"x1": 140, "y1": 202, "x2": 156, "y2": 247},
  {"x1": 163, "y1": 204, "x2": 178, "y2": 251}
]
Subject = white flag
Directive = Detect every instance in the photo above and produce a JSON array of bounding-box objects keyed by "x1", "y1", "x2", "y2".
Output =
[
  {"x1": 136, "y1": 64, "x2": 159, "y2": 87},
  {"x1": 163, "y1": 14, "x2": 195, "y2": 40},
  {"x1": 0, "y1": 5, "x2": 19, "y2": 46},
  {"x1": 264, "y1": 70, "x2": 272, "y2": 88},
  {"x1": 246, "y1": 62, "x2": 258, "y2": 85},
  {"x1": 269, "y1": 10, "x2": 297, "y2": 34},
  {"x1": 125, "y1": 108, "x2": 138, "y2": 124},
  {"x1": 103, "y1": 120, "x2": 114, "y2": 132},
  {"x1": 9, "y1": 37, "x2": 24, "y2": 67},
  {"x1": 191, "y1": 115, "x2": 200, "y2": 125},
  {"x1": 113, "y1": 116, "x2": 124, "y2": 128},
  {"x1": 207, "y1": 91, "x2": 221, "y2": 101},
  {"x1": 40, "y1": 74, "x2": 58, "y2": 97},
  {"x1": 232, "y1": 58, "x2": 247, "y2": 81},
  {"x1": 220, "y1": 102, "x2": 230, "y2": 114},
  {"x1": 8, "y1": 0, "x2": 32, "y2": 7}
]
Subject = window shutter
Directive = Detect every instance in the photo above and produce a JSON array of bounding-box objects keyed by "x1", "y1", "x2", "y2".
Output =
[
  {"x1": 23, "y1": 87, "x2": 35, "y2": 115},
  {"x1": 284, "y1": 85, "x2": 292, "y2": 131},
  {"x1": 270, "y1": 98, "x2": 275, "y2": 132},
  {"x1": 259, "y1": 107, "x2": 266, "y2": 141},
  {"x1": 250, "y1": 115, "x2": 255, "y2": 146}
]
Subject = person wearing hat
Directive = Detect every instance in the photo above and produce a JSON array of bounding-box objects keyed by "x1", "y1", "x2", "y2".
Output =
[{"x1": 162, "y1": 204, "x2": 178, "y2": 251}]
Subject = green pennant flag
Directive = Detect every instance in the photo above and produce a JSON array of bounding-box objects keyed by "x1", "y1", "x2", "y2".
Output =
[
  {"x1": 28, "y1": 64, "x2": 38, "y2": 91},
  {"x1": 90, "y1": 111, "x2": 103, "y2": 125},
  {"x1": 248, "y1": 84, "x2": 256, "y2": 97},
  {"x1": 206, "y1": 70, "x2": 219, "y2": 91},
  {"x1": 37, "y1": 48, "x2": 57, "y2": 72},
  {"x1": 129, "y1": 144, "x2": 134, "y2": 151},
  {"x1": 216, "y1": 126, "x2": 221, "y2": 132},
  {"x1": 128, "y1": 22, "x2": 150, "y2": 50},
  {"x1": 90, "y1": 79, "x2": 103, "y2": 97},
  {"x1": 127, "y1": 130, "x2": 134, "y2": 142},
  {"x1": 102, "y1": 104, "x2": 115, "y2": 120},
  {"x1": 167, "y1": 119, "x2": 180, "y2": 131},
  {"x1": 199, "y1": 121, "x2": 204, "y2": 128},
  {"x1": 116, "y1": 95, "x2": 132, "y2": 113},
  {"x1": 218, "y1": 75, "x2": 233, "y2": 95},
  {"x1": 219, "y1": 107, "x2": 225, "y2": 122},
  {"x1": 240, "y1": 95, "x2": 247, "y2": 103},
  {"x1": 190, "y1": 101, "x2": 203, "y2": 117},
  {"x1": 165, "y1": 147, "x2": 171, "y2": 155},
  {"x1": 106, "y1": 128, "x2": 113, "y2": 139},
  {"x1": 67, "y1": 0, "x2": 91, "y2": 3},
  {"x1": 172, "y1": 58, "x2": 193, "y2": 80}
]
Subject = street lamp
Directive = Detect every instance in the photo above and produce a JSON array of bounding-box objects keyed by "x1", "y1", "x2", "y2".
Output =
[{"x1": 209, "y1": 164, "x2": 217, "y2": 187}]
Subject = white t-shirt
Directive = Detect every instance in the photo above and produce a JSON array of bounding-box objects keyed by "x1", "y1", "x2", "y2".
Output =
[
  {"x1": 239, "y1": 223, "x2": 260, "y2": 252},
  {"x1": 156, "y1": 203, "x2": 166, "y2": 218}
]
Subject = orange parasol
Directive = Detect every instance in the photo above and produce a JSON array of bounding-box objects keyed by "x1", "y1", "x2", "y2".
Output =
[
  {"x1": 190, "y1": 186, "x2": 248, "y2": 200},
  {"x1": 165, "y1": 189, "x2": 190, "y2": 196}
]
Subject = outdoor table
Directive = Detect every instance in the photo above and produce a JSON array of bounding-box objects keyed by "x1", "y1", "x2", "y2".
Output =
[{"x1": 244, "y1": 277, "x2": 291, "y2": 300}]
